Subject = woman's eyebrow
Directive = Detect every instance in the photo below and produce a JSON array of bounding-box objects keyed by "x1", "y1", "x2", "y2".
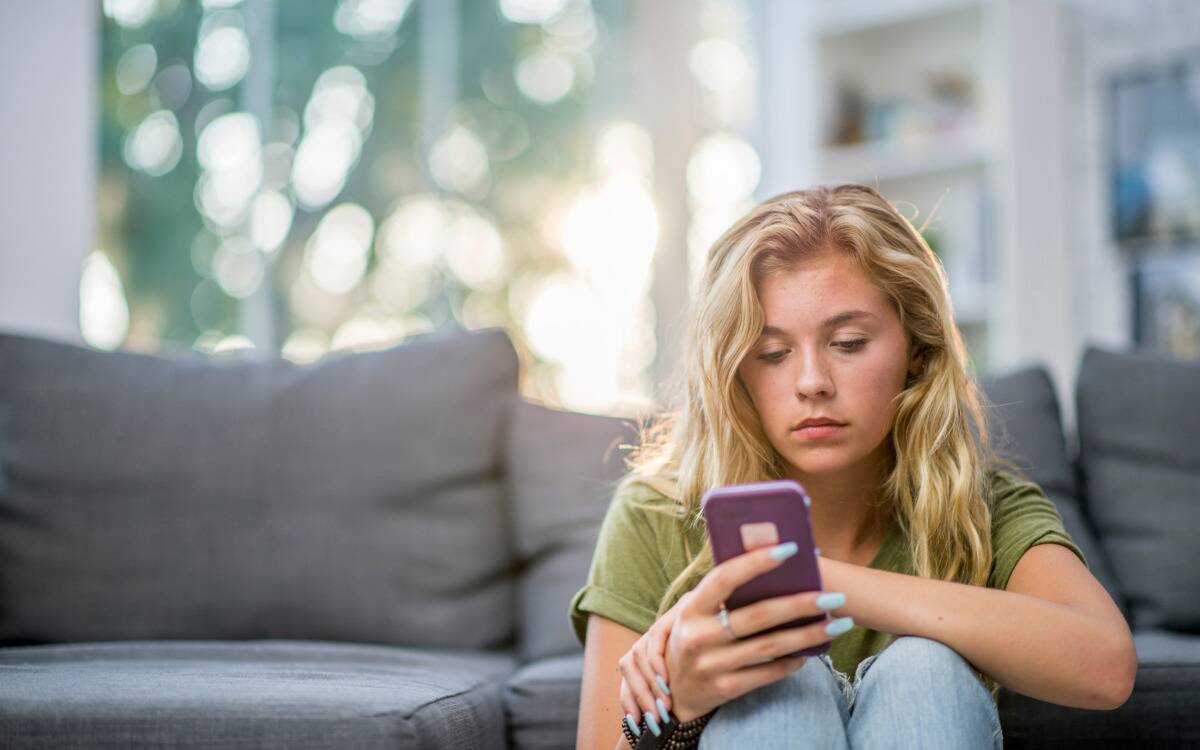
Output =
[{"x1": 761, "y1": 310, "x2": 878, "y2": 336}]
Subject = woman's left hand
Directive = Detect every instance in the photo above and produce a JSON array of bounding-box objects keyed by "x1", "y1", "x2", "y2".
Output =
[{"x1": 617, "y1": 592, "x2": 692, "y2": 727}]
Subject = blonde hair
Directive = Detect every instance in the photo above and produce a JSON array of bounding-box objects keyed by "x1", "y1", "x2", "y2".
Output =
[{"x1": 619, "y1": 183, "x2": 1006, "y2": 617}]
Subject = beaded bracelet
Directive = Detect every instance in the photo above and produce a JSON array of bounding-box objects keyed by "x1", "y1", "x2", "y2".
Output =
[{"x1": 620, "y1": 708, "x2": 716, "y2": 749}]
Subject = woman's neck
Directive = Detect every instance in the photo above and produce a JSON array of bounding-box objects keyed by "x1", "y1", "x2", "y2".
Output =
[{"x1": 787, "y1": 456, "x2": 891, "y2": 564}]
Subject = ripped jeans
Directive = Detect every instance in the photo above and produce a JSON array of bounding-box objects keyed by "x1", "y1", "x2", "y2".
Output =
[{"x1": 698, "y1": 636, "x2": 1004, "y2": 749}]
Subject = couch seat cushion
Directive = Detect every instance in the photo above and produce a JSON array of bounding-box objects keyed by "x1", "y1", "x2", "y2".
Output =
[
  {"x1": 510, "y1": 648, "x2": 1200, "y2": 750},
  {"x1": 1134, "y1": 629, "x2": 1200, "y2": 665},
  {"x1": 999, "y1": 663, "x2": 1200, "y2": 749},
  {"x1": 0, "y1": 640, "x2": 516, "y2": 749},
  {"x1": 503, "y1": 653, "x2": 582, "y2": 750}
]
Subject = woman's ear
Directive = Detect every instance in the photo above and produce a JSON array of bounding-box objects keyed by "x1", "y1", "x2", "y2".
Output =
[{"x1": 907, "y1": 343, "x2": 925, "y2": 379}]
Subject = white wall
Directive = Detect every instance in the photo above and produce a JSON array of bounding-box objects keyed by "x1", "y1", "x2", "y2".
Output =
[{"x1": 0, "y1": 2, "x2": 96, "y2": 344}]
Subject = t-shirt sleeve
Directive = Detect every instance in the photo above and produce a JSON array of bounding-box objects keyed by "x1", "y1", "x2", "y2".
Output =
[
  {"x1": 568, "y1": 484, "x2": 677, "y2": 647},
  {"x1": 987, "y1": 470, "x2": 1089, "y2": 591}
]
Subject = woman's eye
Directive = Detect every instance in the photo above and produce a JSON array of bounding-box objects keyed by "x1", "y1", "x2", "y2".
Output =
[{"x1": 757, "y1": 340, "x2": 866, "y2": 362}]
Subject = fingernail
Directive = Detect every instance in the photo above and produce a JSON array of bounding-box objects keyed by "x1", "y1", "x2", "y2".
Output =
[
  {"x1": 769, "y1": 541, "x2": 799, "y2": 560},
  {"x1": 815, "y1": 592, "x2": 845, "y2": 610},
  {"x1": 825, "y1": 616, "x2": 854, "y2": 636},
  {"x1": 657, "y1": 697, "x2": 670, "y2": 725},
  {"x1": 655, "y1": 674, "x2": 671, "y2": 696},
  {"x1": 625, "y1": 714, "x2": 641, "y2": 737},
  {"x1": 645, "y1": 711, "x2": 662, "y2": 736}
]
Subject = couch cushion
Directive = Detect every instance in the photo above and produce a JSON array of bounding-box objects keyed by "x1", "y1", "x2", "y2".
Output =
[
  {"x1": 980, "y1": 366, "x2": 1122, "y2": 607},
  {"x1": 1134, "y1": 629, "x2": 1200, "y2": 665},
  {"x1": 503, "y1": 653, "x2": 582, "y2": 750},
  {"x1": 0, "y1": 640, "x2": 515, "y2": 749},
  {"x1": 1076, "y1": 347, "x2": 1200, "y2": 631},
  {"x1": 507, "y1": 652, "x2": 1200, "y2": 750},
  {"x1": 504, "y1": 400, "x2": 639, "y2": 662},
  {"x1": 998, "y1": 664, "x2": 1200, "y2": 749},
  {"x1": 0, "y1": 328, "x2": 518, "y2": 649}
]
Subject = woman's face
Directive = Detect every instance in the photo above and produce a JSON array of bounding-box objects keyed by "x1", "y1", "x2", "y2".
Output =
[{"x1": 736, "y1": 250, "x2": 922, "y2": 478}]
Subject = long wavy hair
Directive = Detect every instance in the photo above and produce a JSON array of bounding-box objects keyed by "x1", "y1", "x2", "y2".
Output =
[{"x1": 620, "y1": 183, "x2": 1007, "y2": 617}]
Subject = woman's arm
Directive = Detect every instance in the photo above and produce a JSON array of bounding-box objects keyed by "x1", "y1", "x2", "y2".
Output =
[
  {"x1": 578, "y1": 614, "x2": 642, "y2": 750},
  {"x1": 818, "y1": 544, "x2": 1137, "y2": 709}
]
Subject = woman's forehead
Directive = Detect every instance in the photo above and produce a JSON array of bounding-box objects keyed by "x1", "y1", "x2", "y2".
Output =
[{"x1": 757, "y1": 258, "x2": 893, "y2": 323}]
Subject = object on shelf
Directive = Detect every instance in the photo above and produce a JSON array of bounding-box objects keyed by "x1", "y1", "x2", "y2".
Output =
[{"x1": 825, "y1": 68, "x2": 977, "y2": 147}]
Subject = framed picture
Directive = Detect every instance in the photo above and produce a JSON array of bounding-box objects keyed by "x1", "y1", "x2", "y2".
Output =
[
  {"x1": 1108, "y1": 52, "x2": 1200, "y2": 247},
  {"x1": 1131, "y1": 251, "x2": 1200, "y2": 359}
]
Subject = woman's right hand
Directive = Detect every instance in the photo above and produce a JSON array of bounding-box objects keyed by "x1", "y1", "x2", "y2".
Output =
[{"x1": 663, "y1": 541, "x2": 852, "y2": 723}]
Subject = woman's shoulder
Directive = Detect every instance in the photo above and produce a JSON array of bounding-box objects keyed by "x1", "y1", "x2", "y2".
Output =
[
  {"x1": 612, "y1": 476, "x2": 682, "y2": 515},
  {"x1": 985, "y1": 466, "x2": 1045, "y2": 502},
  {"x1": 984, "y1": 465, "x2": 1070, "y2": 523},
  {"x1": 609, "y1": 476, "x2": 704, "y2": 539}
]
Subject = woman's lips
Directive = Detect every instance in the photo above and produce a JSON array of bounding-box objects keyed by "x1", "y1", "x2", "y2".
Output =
[{"x1": 792, "y1": 424, "x2": 846, "y2": 439}]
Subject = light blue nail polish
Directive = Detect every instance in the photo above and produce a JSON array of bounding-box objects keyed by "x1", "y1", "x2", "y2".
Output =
[
  {"x1": 655, "y1": 674, "x2": 671, "y2": 696},
  {"x1": 625, "y1": 714, "x2": 641, "y2": 737},
  {"x1": 645, "y1": 711, "x2": 662, "y2": 736},
  {"x1": 815, "y1": 592, "x2": 845, "y2": 610},
  {"x1": 825, "y1": 616, "x2": 854, "y2": 636},
  {"x1": 769, "y1": 541, "x2": 799, "y2": 560},
  {"x1": 657, "y1": 697, "x2": 670, "y2": 725}
]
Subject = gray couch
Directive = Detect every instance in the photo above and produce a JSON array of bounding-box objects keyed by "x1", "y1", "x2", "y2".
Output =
[{"x1": 0, "y1": 327, "x2": 1196, "y2": 748}]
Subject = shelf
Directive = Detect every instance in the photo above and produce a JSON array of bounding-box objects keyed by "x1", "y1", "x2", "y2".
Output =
[
  {"x1": 809, "y1": 0, "x2": 984, "y2": 38},
  {"x1": 819, "y1": 125, "x2": 989, "y2": 184}
]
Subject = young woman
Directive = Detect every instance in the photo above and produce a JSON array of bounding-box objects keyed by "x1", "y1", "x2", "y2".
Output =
[{"x1": 569, "y1": 185, "x2": 1135, "y2": 749}]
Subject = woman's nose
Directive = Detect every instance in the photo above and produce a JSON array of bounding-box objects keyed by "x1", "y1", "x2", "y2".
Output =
[{"x1": 793, "y1": 354, "x2": 834, "y2": 399}]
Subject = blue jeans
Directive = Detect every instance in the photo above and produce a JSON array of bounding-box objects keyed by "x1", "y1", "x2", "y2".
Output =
[{"x1": 698, "y1": 636, "x2": 1004, "y2": 749}]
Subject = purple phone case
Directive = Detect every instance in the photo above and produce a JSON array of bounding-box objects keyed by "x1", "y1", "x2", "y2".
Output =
[{"x1": 701, "y1": 479, "x2": 829, "y2": 658}]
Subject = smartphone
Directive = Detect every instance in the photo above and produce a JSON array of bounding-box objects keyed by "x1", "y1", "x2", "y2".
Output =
[{"x1": 701, "y1": 479, "x2": 829, "y2": 658}]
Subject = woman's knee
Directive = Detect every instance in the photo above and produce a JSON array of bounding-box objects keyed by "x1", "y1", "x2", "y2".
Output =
[
  {"x1": 726, "y1": 655, "x2": 845, "y2": 709},
  {"x1": 850, "y1": 637, "x2": 1002, "y2": 748},
  {"x1": 857, "y1": 636, "x2": 991, "y2": 705},
  {"x1": 869, "y1": 637, "x2": 973, "y2": 679},
  {"x1": 699, "y1": 656, "x2": 849, "y2": 747}
]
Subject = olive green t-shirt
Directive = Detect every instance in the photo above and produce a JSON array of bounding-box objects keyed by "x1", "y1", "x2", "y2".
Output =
[{"x1": 568, "y1": 469, "x2": 1088, "y2": 701}]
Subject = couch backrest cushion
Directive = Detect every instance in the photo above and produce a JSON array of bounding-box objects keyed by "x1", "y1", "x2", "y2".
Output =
[
  {"x1": 0, "y1": 328, "x2": 519, "y2": 649},
  {"x1": 1076, "y1": 346, "x2": 1200, "y2": 631},
  {"x1": 980, "y1": 365, "x2": 1123, "y2": 610},
  {"x1": 505, "y1": 399, "x2": 639, "y2": 661}
]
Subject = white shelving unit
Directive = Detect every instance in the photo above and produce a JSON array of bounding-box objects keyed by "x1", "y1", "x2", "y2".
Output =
[{"x1": 752, "y1": 0, "x2": 1077, "y2": 383}]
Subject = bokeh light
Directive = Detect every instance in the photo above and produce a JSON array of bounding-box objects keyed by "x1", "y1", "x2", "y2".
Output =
[
  {"x1": 500, "y1": 0, "x2": 570, "y2": 25},
  {"x1": 195, "y1": 111, "x2": 263, "y2": 229},
  {"x1": 561, "y1": 178, "x2": 659, "y2": 300},
  {"x1": 516, "y1": 49, "x2": 575, "y2": 104},
  {"x1": 115, "y1": 44, "x2": 158, "y2": 95},
  {"x1": 428, "y1": 125, "x2": 490, "y2": 195},
  {"x1": 124, "y1": 110, "x2": 183, "y2": 176},
  {"x1": 80, "y1": 251, "x2": 131, "y2": 350},
  {"x1": 291, "y1": 66, "x2": 373, "y2": 210},
  {"x1": 686, "y1": 132, "x2": 760, "y2": 207},
  {"x1": 303, "y1": 202, "x2": 375, "y2": 295},
  {"x1": 103, "y1": 0, "x2": 158, "y2": 30},
  {"x1": 194, "y1": 15, "x2": 251, "y2": 92},
  {"x1": 249, "y1": 190, "x2": 294, "y2": 254}
]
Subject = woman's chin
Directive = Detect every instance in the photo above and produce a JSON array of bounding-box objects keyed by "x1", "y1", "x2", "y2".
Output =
[{"x1": 782, "y1": 452, "x2": 859, "y2": 477}]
